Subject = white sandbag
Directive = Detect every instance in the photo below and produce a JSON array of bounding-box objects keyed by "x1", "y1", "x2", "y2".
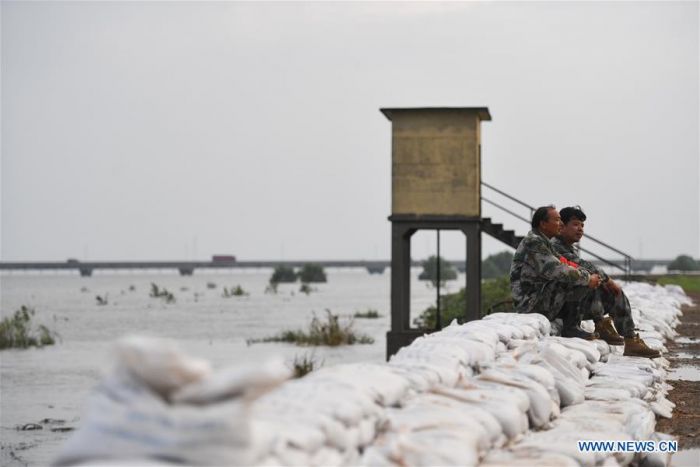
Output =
[
  {"x1": 389, "y1": 343, "x2": 464, "y2": 386},
  {"x1": 385, "y1": 362, "x2": 443, "y2": 391},
  {"x1": 478, "y1": 367, "x2": 555, "y2": 428},
  {"x1": 115, "y1": 335, "x2": 211, "y2": 399},
  {"x1": 649, "y1": 394, "x2": 675, "y2": 419},
  {"x1": 405, "y1": 393, "x2": 506, "y2": 447},
  {"x1": 638, "y1": 432, "x2": 677, "y2": 467},
  {"x1": 514, "y1": 428, "x2": 627, "y2": 467},
  {"x1": 382, "y1": 404, "x2": 492, "y2": 454},
  {"x1": 440, "y1": 320, "x2": 501, "y2": 349},
  {"x1": 172, "y1": 357, "x2": 290, "y2": 404},
  {"x1": 586, "y1": 375, "x2": 651, "y2": 400},
  {"x1": 54, "y1": 369, "x2": 255, "y2": 466},
  {"x1": 547, "y1": 336, "x2": 601, "y2": 366},
  {"x1": 482, "y1": 311, "x2": 552, "y2": 337},
  {"x1": 518, "y1": 341, "x2": 586, "y2": 407},
  {"x1": 422, "y1": 335, "x2": 497, "y2": 368},
  {"x1": 432, "y1": 385, "x2": 529, "y2": 439},
  {"x1": 310, "y1": 363, "x2": 412, "y2": 406},
  {"x1": 481, "y1": 447, "x2": 582, "y2": 466},
  {"x1": 364, "y1": 427, "x2": 481, "y2": 466},
  {"x1": 584, "y1": 387, "x2": 632, "y2": 401}
]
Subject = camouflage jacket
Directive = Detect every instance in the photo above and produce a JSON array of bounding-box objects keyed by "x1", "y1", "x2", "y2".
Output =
[
  {"x1": 510, "y1": 230, "x2": 591, "y2": 315},
  {"x1": 551, "y1": 236, "x2": 609, "y2": 282}
]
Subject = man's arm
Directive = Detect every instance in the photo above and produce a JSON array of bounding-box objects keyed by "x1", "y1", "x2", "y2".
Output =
[
  {"x1": 553, "y1": 240, "x2": 610, "y2": 283},
  {"x1": 527, "y1": 237, "x2": 592, "y2": 286},
  {"x1": 575, "y1": 256, "x2": 610, "y2": 282}
]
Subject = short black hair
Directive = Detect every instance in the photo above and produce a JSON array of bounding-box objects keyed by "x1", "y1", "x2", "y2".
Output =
[
  {"x1": 560, "y1": 206, "x2": 587, "y2": 224},
  {"x1": 531, "y1": 205, "x2": 556, "y2": 230}
]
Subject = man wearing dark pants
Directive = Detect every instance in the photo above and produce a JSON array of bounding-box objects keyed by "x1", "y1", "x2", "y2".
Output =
[
  {"x1": 552, "y1": 206, "x2": 660, "y2": 358},
  {"x1": 510, "y1": 205, "x2": 602, "y2": 340}
]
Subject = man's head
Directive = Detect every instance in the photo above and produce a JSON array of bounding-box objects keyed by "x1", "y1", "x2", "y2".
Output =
[
  {"x1": 559, "y1": 206, "x2": 587, "y2": 245},
  {"x1": 531, "y1": 205, "x2": 561, "y2": 238}
]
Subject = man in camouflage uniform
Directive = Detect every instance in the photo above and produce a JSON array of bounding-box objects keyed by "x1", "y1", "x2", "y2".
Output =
[
  {"x1": 552, "y1": 206, "x2": 660, "y2": 358},
  {"x1": 510, "y1": 205, "x2": 602, "y2": 339}
]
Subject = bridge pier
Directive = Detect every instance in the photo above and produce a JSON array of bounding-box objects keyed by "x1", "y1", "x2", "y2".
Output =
[
  {"x1": 79, "y1": 268, "x2": 93, "y2": 277},
  {"x1": 179, "y1": 267, "x2": 194, "y2": 276}
]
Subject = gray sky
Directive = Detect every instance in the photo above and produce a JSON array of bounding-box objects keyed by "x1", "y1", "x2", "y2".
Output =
[{"x1": 2, "y1": 1, "x2": 698, "y2": 262}]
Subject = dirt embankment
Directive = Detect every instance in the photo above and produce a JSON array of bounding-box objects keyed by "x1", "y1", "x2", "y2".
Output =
[{"x1": 655, "y1": 292, "x2": 700, "y2": 448}]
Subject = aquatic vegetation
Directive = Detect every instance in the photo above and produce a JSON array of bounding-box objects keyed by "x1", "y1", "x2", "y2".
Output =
[
  {"x1": 222, "y1": 285, "x2": 248, "y2": 297},
  {"x1": 206, "y1": 282, "x2": 217, "y2": 289},
  {"x1": 354, "y1": 309, "x2": 381, "y2": 319},
  {"x1": 95, "y1": 294, "x2": 109, "y2": 306},
  {"x1": 249, "y1": 310, "x2": 374, "y2": 346},
  {"x1": 264, "y1": 283, "x2": 279, "y2": 294},
  {"x1": 128, "y1": 285, "x2": 136, "y2": 292},
  {"x1": 299, "y1": 283, "x2": 314, "y2": 295},
  {"x1": 298, "y1": 263, "x2": 327, "y2": 283},
  {"x1": 290, "y1": 353, "x2": 323, "y2": 378},
  {"x1": 149, "y1": 283, "x2": 176, "y2": 304},
  {"x1": 0, "y1": 306, "x2": 58, "y2": 350},
  {"x1": 270, "y1": 266, "x2": 297, "y2": 284},
  {"x1": 414, "y1": 276, "x2": 512, "y2": 330}
]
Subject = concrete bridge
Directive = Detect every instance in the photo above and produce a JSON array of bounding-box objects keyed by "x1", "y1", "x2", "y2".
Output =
[
  {"x1": 0, "y1": 258, "x2": 676, "y2": 276},
  {"x1": 0, "y1": 259, "x2": 404, "y2": 276}
]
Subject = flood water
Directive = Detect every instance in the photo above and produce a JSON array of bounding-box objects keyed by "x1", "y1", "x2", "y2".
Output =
[{"x1": 0, "y1": 268, "x2": 452, "y2": 466}]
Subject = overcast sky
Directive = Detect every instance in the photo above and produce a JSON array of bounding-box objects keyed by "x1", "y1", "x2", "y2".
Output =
[{"x1": 2, "y1": 1, "x2": 698, "y2": 263}]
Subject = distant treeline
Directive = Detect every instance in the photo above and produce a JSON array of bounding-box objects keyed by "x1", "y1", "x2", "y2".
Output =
[{"x1": 418, "y1": 251, "x2": 514, "y2": 284}]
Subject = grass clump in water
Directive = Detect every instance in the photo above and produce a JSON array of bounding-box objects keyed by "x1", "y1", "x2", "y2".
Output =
[
  {"x1": 149, "y1": 283, "x2": 176, "y2": 304},
  {"x1": 289, "y1": 353, "x2": 323, "y2": 378},
  {"x1": 248, "y1": 310, "x2": 374, "y2": 346},
  {"x1": 270, "y1": 266, "x2": 297, "y2": 284},
  {"x1": 298, "y1": 263, "x2": 327, "y2": 283},
  {"x1": 354, "y1": 309, "x2": 381, "y2": 319},
  {"x1": 223, "y1": 285, "x2": 248, "y2": 297},
  {"x1": 0, "y1": 306, "x2": 58, "y2": 350}
]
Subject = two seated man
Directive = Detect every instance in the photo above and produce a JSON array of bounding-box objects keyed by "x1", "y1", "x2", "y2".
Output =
[{"x1": 510, "y1": 205, "x2": 659, "y2": 358}]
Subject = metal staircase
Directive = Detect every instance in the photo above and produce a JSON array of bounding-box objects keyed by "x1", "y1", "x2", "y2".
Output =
[
  {"x1": 481, "y1": 217, "x2": 523, "y2": 249},
  {"x1": 480, "y1": 181, "x2": 633, "y2": 276}
]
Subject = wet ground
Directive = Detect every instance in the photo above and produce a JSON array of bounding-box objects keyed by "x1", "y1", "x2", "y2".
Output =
[{"x1": 656, "y1": 291, "x2": 700, "y2": 465}]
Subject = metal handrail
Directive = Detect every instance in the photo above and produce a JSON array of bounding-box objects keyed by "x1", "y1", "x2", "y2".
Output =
[
  {"x1": 481, "y1": 181, "x2": 535, "y2": 216},
  {"x1": 481, "y1": 181, "x2": 633, "y2": 275},
  {"x1": 578, "y1": 246, "x2": 627, "y2": 274},
  {"x1": 482, "y1": 197, "x2": 530, "y2": 225}
]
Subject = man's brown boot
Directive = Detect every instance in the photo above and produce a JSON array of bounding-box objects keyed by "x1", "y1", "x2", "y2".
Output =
[
  {"x1": 623, "y1": 333, "x2": 661, "y2": 358},
  {"x1": 594, "y1": 317, "x2": 625, "y2": 345}
]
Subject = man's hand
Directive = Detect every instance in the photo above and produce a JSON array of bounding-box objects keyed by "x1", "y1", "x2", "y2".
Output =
[
  {"x1": 604, "y1": 279, "x2": 622, "y2": 296},
  {"x1": 588, "y1": 274, "x2": 601, "y2": 289}
]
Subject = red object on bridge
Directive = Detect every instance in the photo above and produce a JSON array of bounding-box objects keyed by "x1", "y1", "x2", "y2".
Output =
[{"x1": 212, "y1": 255, "x2": 236, "y2": 262}]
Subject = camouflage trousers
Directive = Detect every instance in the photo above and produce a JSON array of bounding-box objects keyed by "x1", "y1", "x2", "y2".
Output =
[{"x1": 557, "y1": 286, "x2": 636, "y2": 337}]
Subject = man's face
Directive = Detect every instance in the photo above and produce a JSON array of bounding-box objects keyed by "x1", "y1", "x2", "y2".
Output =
[
  {"x1": 539, "y1": 208, "x2": 562, "y2": 239},
  {"x1": 560, "y1": 217, "x2": 585, "y2": 245}
]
